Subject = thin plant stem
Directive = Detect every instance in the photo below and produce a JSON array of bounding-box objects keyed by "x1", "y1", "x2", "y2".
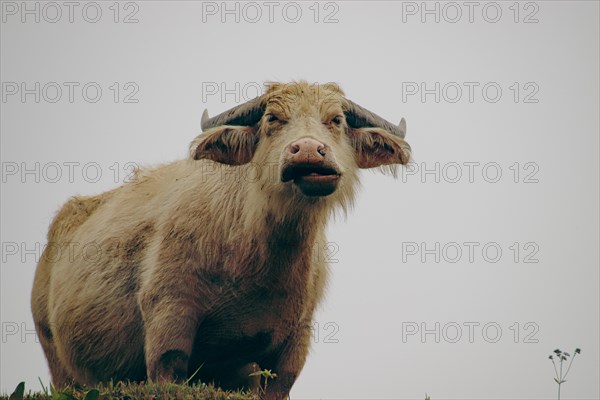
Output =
[
  {"x1": 563, "y1": 353, "x2": 578, "y2": 380},
  {"x1": 558, "y1": 358, "x2": 564, "y2": 400},
  {"x1": 264, "y1": 377, "x2": 268, "y2": 394},
  {"x1": 552, "y1": 358, "x2": 559, "y2": 380}
]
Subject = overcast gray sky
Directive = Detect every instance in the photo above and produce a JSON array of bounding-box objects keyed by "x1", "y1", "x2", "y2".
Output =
[{"x1": 1, "y1": 1, "x2": 598, "y2": 399}]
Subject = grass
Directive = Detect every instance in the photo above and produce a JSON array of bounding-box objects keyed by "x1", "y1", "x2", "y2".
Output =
[
  {"x1": 1, "y1": 381, "x2": 258, "y2": 400},
  {"x1": 3, "y1": 346, "x2": 583, "y2": 400}
]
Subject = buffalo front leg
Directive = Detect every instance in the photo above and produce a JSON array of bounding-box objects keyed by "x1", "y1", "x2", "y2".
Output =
[
  {"x1": 262, "y1": 325, "x2": 312, "y2": 400},
  {"x1": 138, "y1": 286, "x2": 204, "y2": 382}
]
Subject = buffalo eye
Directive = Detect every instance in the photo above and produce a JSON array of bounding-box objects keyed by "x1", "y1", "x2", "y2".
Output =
[
  {"x1": 330, "y1": 115, "x2": 342, "y2": 126},
  {"x1": 267, "y1": 114, "x2": 281, "y2": 123}
]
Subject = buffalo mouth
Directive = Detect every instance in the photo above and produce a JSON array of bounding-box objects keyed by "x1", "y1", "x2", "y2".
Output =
[{"x1": 281, "y1": 163, "x2": 341, "y2": 197}]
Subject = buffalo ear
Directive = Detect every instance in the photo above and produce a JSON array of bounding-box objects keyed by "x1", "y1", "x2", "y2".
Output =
[
  {"x1": 190, "y1": 126, "x2": 259, "y2": 165},
  {"x1": 349, "y1": 127, "x2": 410, "y2": 169}
]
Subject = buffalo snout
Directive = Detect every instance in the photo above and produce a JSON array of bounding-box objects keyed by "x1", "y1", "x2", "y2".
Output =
[{"x1": 281, "y1": 137, "x2": 341, "y2": 197}]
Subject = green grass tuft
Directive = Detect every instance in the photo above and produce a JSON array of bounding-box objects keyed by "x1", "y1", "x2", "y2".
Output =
[{"x1": 2, "y1": 381, "x2": 258, "y2": 400}]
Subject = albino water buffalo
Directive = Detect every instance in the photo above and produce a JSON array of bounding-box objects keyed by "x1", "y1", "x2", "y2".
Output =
[{"x1": 31, "y1": 82, "x2": 411, "y2": 399}]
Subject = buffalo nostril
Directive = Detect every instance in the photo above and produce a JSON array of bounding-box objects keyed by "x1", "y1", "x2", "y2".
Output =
[{"x1": 289, "y1": 138, "x2": 327, "y2": 159}]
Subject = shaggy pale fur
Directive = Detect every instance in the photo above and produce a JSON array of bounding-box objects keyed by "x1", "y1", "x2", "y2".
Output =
[{"x1": 31, "y1": 82, "x2": 411, "y2": 400}]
